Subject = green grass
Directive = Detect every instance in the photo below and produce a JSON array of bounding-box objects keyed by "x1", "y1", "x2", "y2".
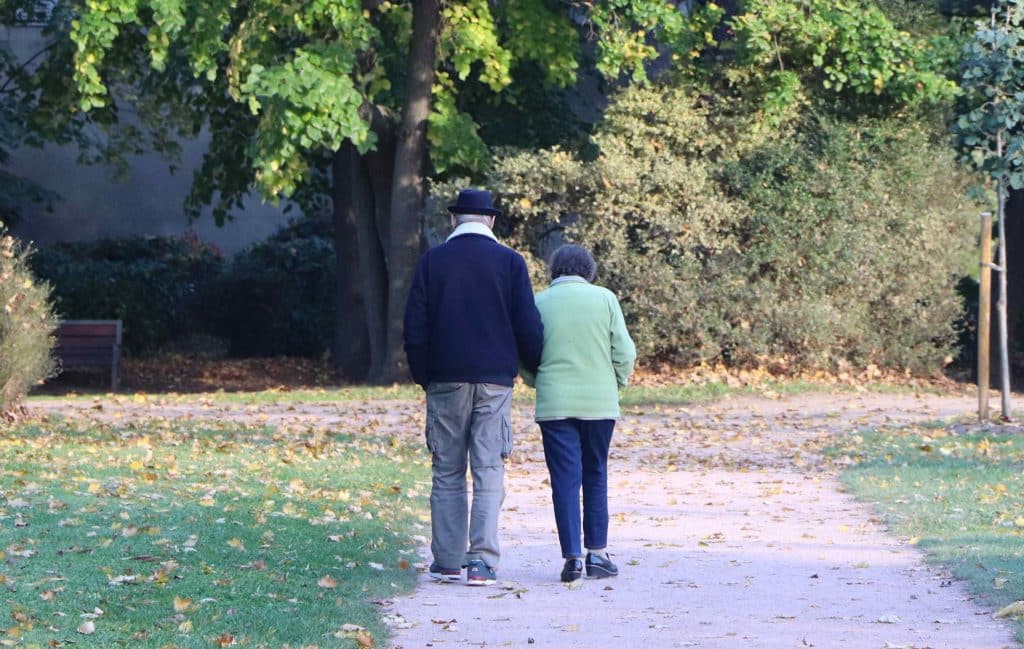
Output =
[
  {"x1": 28, "y1": 383, "x2": 427, "y2": 404},
  {"x1": 833, "y1": 426, "x2": 1024, "y2": 642},
  {"x1": 0, "y1": 417, "x2": 430, "y2": 648},
  {"x1": 29, "y1": 377, "x2": 935, "y2": 408}
]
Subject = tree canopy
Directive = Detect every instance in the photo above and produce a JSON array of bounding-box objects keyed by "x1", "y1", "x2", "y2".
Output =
[{"x1": 66, "y1": 1, "x2": 722, "y2": 206}]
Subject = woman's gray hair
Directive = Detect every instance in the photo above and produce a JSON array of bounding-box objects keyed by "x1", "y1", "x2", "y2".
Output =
[{"x1": 549, "y1": 244, "x2": 597, "y2": 282}]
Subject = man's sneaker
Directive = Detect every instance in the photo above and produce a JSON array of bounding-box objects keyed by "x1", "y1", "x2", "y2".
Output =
[
  {"x1": 560, "y1": 558, "x2": 583, "y2": 583},
  {"x1": 428, "y1": 562, "x2": 461, "y2": 582},
  {"x1": 465, "y1": 559, "x2": 497, "y2": 586},
  {"x1": 585, "y1": 552, "x2": 618, "y2": 578}
]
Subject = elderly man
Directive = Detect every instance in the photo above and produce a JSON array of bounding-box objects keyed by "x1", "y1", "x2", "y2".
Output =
[{"x1": 403, "y1": 188, "x2": 544, "y2": 586}]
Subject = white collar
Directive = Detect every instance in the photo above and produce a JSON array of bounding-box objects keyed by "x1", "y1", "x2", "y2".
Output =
[
  {"x1": 446, "y1": 222, "x2": 498, "y2": 242},
  {"x1": 551, "y1": 275, "x2": 588, "y2": 286}
]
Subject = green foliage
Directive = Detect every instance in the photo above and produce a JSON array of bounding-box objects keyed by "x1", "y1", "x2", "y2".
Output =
[
  {"x1": 589, "y1": 0, "x2": 724, "y2": 82},
  {"x1": 427, "y1": 73, "x2": 492, "y2": 175},
  {"x1": 498, "y1": 0, "x2": 579, "y2": 87},
  {"x1": 0, "y1": 226, "x2": 56, "y2": 409},
  {"x1": 30, "y1": 234, "x2": 223, "y2": 355},
  {"x1": 65, "y1": 0, "x2": 725, "y2": 207},
  {"x1": 953, "y1": 0, "x2": 1024, "y2": 191},
  {"x1": 726, "y1": 0, "x2": 959, "y2": 123},
  {"x1": 452, "y1": 84, "x2": 975, "y2": 372},
  {"x1": 720, "y1": 116, "x2": 975, "y2": 370},
  {"x1": 201, "y1": 219, "x2": 336, "y2": 358}
]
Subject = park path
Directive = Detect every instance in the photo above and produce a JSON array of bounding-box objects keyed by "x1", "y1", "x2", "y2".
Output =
[
  {"x1": 29, "y1": 390, "x2": 1019, "y2": 648},
  {"x1": 384, "y1": 391, "x2": 1017, "y2": 649}
]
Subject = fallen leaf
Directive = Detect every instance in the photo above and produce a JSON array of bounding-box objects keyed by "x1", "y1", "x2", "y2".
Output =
[
  {"x1": 317, "y1": 575, "x2": 338, "y2": 589},
  {"x1": 107, "y1": 574, "x2": 141, "y2": 586},
  {"x1": 994, "y1": 601, "x2": 1024, "y2": 619},
  {"x1": 226, "y1": 538, "x2": 245, "y2": 551},
  {"x1": 173, "y1": 596, "x2": 191, "y2": 612},
  {"x1": 876, "y1": 614, "x2": 900, "y2": 624},
  {"x1": 356, "y1": 630, "x2": 374, "y2": 648},
  {"x1": 76, "y1": 621, "x2": 95, "y2": 635}
]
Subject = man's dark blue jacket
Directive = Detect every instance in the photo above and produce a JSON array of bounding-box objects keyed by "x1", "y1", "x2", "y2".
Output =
[{"x1": 403, "y1": 232, "x2": 544, "y2": 388}]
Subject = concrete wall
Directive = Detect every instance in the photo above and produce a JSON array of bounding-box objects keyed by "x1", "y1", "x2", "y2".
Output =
[{"x1": 2, "y1": 25, "x2": 292, "y2": 255}]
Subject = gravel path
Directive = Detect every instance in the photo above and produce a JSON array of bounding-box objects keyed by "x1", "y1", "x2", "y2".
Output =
[
  {"x1": 383, "y1": 392, "x2": 1016, "y2": 649},
  {"x1": 29, "y1": 390, "x2": 1019, "y2": 648}
]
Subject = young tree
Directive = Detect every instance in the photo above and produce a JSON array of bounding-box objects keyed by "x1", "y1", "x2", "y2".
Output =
[
  {"x1": 63, "y1": 0, "x2": 720, "y2": 383},
  {"x1": 954, "y1": 0, "x2": 1024, "y2": 420}
]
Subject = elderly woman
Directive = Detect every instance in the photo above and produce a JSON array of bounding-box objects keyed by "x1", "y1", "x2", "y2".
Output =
[{"x1": 522, "y1": 244, "x2": 636, "y2": 583}]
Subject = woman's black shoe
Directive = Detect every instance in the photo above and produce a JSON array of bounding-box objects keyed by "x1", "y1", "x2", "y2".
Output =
[
  {"x1": 560, "y1": 558, "x2": 583, "y2": 582},
  {"x1": 585, "y1": 553, "x2": 618, "y2": 578}
]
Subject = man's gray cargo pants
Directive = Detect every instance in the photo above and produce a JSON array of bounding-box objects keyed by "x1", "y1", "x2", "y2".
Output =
[{"x1": 425, "y1": 382, "x2": 513, "y2": 569}]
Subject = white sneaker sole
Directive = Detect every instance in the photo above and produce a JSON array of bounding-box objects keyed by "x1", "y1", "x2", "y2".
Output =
[
  {"x1": 466, "y1": 578, "x2": 496, "y2": 587},
  {"x1": 428, "y1": 573, "x2": 462, "y2": 582}
]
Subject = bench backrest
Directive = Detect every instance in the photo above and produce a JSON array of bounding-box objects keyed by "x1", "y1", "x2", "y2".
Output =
[{"x1": 55, "y1": 320, "x2": 123, "y2": 366}]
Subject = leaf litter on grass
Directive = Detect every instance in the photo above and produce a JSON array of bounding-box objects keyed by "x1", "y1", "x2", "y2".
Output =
[{"x1": 0, "y1": 409, "x2": 431, "y2": 648}]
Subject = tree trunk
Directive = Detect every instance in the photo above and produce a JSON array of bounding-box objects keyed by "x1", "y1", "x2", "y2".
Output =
[
  {"x1": 376, "y1": 0, "x2": 441, "y2": 384},
  {"x1": 331, "y1": 149, "x2": 370, "y2": 380},
  {"x1": 341, "y1": 141, "x2": 390, "y2": 379}
]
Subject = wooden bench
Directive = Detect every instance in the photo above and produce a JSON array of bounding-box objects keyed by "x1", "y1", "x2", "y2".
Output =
[{"x1": 54, "y1": 320, "x2": 123, "y2": 390}]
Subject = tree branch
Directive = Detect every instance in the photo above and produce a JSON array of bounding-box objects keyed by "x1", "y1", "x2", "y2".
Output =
[{"x1": 0, "y1": 40, "x2": 58, "y2": 94}]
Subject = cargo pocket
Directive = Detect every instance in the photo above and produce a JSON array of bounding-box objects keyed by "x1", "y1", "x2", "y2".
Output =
[
  {"x1": 424, "y1": 410, "x2": 437, "y2": 454},
  {"x1": 500, "y1": 416, "x2": 513, "y2": 460}
]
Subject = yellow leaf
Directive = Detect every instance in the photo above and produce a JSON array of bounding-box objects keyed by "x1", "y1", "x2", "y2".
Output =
[
  {"x1": 318, "y1": 575, "x2": 338, "y2": 589},
  {"x1": 199, "y1": 496, "x2": 215, "y2": 507},
  {"x1": 226, "y1": 538, "x2": 245, "y2": 551},
  {"x1": 178, "y1": 620, "x2": 193, "y2": 633},
  {"x1": 173, "y1": 596, "x2": 191, "y2": 612},
  {"x1": 994, "y1": 601, "x2": 1024, "y2": 619},
  {"x1": 356, "y1": 630, "x2": 375, "y2": 648}
]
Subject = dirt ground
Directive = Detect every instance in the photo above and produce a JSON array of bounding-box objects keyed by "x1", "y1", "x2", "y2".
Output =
[{"x1": 28, "y1": 390, "x2": 1019, "y2": 649}]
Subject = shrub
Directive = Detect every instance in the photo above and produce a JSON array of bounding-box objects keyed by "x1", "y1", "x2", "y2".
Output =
[
  {"x1": 0, "y1": 225, "x2": 56, "y2": 409},
  {"x1": 719, "y1": 117, "x2": 975, "y2": 371},
  {"x1": 30, "y1": 232, "x2": 223, "y2": 355},
  {"x1": 437, "y1": 84, "x2": 976, "y2": 373},
  {"x1": 201, "y1": 218, "x2": 336, "y2": 357}
]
